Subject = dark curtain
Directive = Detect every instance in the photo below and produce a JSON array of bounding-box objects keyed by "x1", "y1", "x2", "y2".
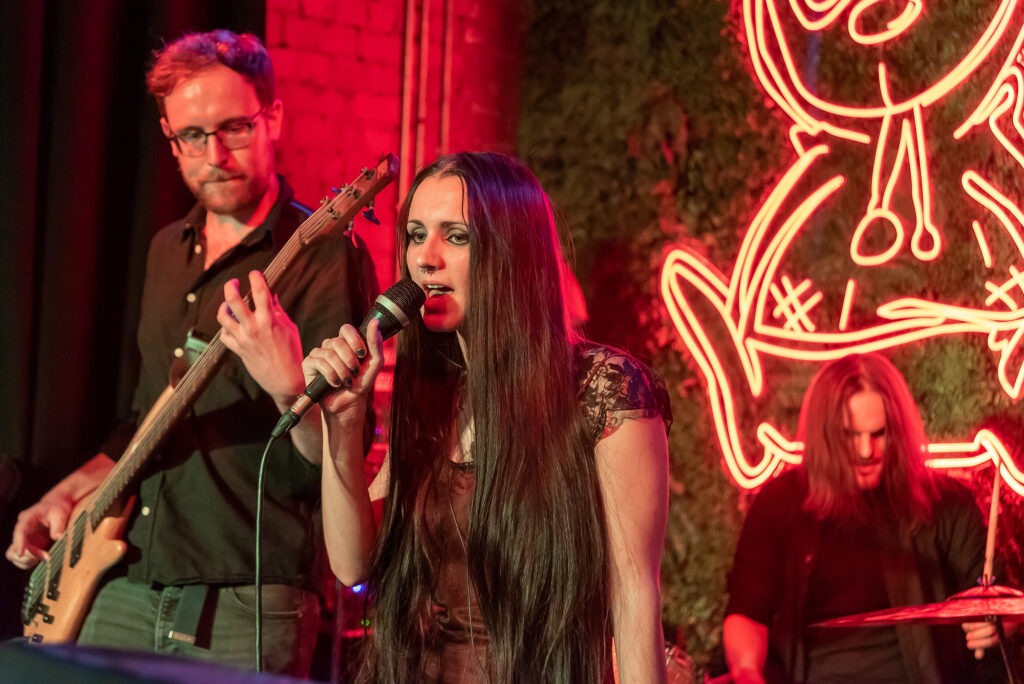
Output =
[{"x1": 0, "y1": 0, "x2": 264, "y2": 641}]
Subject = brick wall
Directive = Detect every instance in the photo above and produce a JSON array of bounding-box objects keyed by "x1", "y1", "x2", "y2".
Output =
[{"x1": 266, "y1": 0, "x2": 529, "y2": 286}]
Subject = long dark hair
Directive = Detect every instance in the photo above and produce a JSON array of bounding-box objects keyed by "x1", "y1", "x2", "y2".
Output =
[
  {"x1": 358, "y1": 153, "x2": 610, "y2": 682},
  {"x1": 798, "y1": 353, "x2": 938, "y2": 527}
]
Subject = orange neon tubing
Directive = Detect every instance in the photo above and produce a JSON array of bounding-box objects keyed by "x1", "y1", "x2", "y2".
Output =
[{"x1": 661, "y1": 0, "x2": 1024, "y2": 493}]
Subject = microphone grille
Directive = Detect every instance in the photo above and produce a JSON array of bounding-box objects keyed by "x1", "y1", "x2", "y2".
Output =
[
  {"x1": 362, "y1": 279, "x2": 426, "y2": 341},
  {"x1": 382, "y1": 278, "x2": 426, "y2": 315}
]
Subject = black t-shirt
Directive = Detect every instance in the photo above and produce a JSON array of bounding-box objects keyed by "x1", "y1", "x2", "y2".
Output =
[
  {"x1": 726, "y1": 469, "x2": 993, "y2": 683},
  {"x1": 101, "y1": 177, "x2": 378, "y2": 589},
  {"x1": 804, "y1": 495, "x2": 906, "y2": 682}
]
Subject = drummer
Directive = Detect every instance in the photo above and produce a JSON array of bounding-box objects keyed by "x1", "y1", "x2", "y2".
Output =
[{"x1": 723, "y1": 353, "x2": 1003, "y2": 683}]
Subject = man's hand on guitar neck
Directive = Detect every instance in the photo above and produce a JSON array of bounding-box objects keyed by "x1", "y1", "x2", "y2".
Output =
[
  {"x1": 218, "y1": 271, "x2": 324, "y2": 466},
  {"x1": 6, "y1": 453, "x2": 114, "y2": 570},
  {"x1": 218, "y1": 271, "x2": 306, "y2": 409}
]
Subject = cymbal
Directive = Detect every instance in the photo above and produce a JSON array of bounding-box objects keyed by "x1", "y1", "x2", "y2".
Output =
[{"x1": 812, "y1": 585, "x2": 1024, "y2": 628}]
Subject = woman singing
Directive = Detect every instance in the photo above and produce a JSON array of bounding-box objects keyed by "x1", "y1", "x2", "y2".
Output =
[{"x1": 303, "y1": 152, "x2": 671, "y2": 682}]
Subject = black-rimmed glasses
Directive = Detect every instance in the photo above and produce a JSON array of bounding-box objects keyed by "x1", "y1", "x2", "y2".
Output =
[{"x1": 166, "y1": 107, "x2": 268, "y2": 157}]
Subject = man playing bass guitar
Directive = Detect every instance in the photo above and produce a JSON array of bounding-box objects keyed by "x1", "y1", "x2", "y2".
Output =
[{"x1": 6, "y1": 30, "x2": 378, "y2": 677}]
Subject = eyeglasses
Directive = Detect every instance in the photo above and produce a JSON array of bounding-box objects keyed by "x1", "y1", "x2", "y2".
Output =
[{"x1": 166, "y1": 107, "x2": 268, "y2": 157}]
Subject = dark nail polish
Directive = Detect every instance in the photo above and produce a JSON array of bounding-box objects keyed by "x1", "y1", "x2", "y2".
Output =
[{"x1": 356, "y1": 348, "x2": 366, "y2": 359}]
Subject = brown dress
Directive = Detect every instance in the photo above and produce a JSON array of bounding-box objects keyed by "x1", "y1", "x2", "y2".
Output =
[
  {"x1": 420, "y1": 461, "x2": 489, "y2": 683},
  {"x1": 415, "y1": 345, "x2": 672, "y2": 682}
]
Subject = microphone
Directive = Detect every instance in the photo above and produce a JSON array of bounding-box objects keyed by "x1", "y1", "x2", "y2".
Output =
[{"x1": 271, "y1": 279, "x2": 425, "y2": 438}]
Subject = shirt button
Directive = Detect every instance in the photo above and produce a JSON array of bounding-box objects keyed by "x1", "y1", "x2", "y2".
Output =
[
  {"x1": 185, "y1": 292, "x2": 197, "y2": 304},
  {"x1": 141, "y1": 506, "x2": 151, "y2": 516},
  {"x1": 173, "y1": 347, "x2": 184, "y2": 358},
  {"x1": 194, "y1": 244, "x2": 202, "y2": 254}
]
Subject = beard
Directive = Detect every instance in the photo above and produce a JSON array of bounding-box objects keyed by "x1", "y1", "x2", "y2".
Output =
[
  {"x1": 181, "y1": 164, "x2": 271, "y2": 218},
  {"x1": 196, "y1": 175, "x2": 265, "y2": 216}
]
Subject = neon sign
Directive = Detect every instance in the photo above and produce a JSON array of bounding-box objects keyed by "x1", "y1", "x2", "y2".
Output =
[{"x1": 661, "y1": 0, "x2": 1024, "y2": 493}]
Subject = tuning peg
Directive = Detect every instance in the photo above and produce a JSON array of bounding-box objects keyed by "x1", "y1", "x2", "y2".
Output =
[
  {"x1": 361, "y1": 204, "x2": 381, "y2": 225},
  {"x1": 321, "y1": 196, "x2": 341, "y2": 221}
]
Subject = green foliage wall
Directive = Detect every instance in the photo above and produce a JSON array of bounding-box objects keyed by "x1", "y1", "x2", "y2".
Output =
[{"x1": 518, "y1": 0, "x2": 1024, "y2": 672}]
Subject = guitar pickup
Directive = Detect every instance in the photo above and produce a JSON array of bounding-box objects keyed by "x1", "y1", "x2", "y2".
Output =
[{"x1": 70, "y1": 514, "x2": 86, "y2": 567}]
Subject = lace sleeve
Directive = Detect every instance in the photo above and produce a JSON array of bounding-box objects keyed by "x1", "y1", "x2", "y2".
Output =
[{"x1": 578, "y1": 346, "x2": 672, "y2": 442}]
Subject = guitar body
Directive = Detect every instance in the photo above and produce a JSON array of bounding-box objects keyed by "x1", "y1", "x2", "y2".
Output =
[{"x1": 22, "y1": 496, "x2": 135, "y2": 644}]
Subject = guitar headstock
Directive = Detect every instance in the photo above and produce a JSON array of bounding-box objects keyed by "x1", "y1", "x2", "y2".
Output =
[{"x1": 299, "y1": 153, "x2": 399, "y2": 244}]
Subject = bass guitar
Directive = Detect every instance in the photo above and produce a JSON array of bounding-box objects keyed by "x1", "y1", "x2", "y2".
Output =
[{"x1": 20, "y1": 153, "x2": 399, "y2": 644}]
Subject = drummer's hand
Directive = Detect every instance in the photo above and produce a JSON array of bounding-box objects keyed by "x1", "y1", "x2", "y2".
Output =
[{"x1": 963, "y1": 621, "x2": 998, "y2": 656}]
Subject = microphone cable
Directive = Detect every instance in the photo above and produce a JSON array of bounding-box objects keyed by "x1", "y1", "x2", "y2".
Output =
[{"x1": 253, "y1": 432, "x2": 277, "y2": 672}]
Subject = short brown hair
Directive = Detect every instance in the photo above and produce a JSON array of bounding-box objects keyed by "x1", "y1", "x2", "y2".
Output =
[{"x1": 146, "y1": 30, "x2": 275, "y2": 115}]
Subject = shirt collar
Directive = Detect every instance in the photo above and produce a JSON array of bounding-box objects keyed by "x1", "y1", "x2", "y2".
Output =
[{"x1": 178, "y1": 175, "x2": 295, "y2": 250}]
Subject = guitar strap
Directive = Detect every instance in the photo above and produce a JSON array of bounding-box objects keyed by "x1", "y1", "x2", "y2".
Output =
[
  {"x1": 168, "y1": 584, "x2": 209, "y2": 645},
  {"x1": 165, "y1": 333, "x2": 219, "y2": 645},
  {"x1": 165, "y1": 331, "x2": 208, "y2": 391},
  {"x1": 167, "y1": 332, "x2": 213, "y2": 645}
]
